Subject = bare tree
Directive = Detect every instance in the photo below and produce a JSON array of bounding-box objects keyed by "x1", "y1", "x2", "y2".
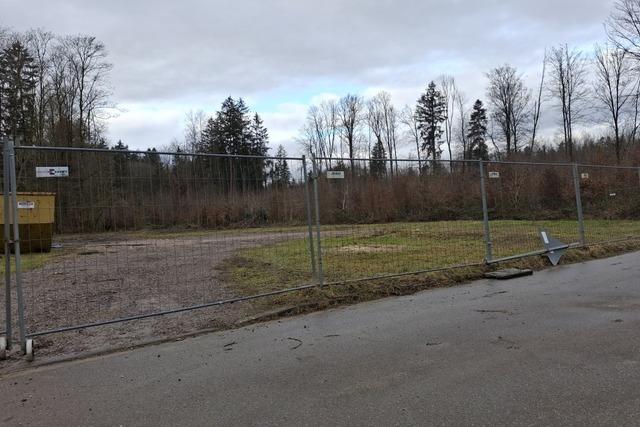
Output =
[
  {"x1": 298, "y1": 120, "x2": 317, "y2": 160},
  {"x1": 299, "y1": 100, "x2": 339, "y2": 171},
  {"x1": 487, "y1": 117, "x2": 503, "y2": 159},
  {"x1": 439, "y1": 75, "x2": 458, "y2": 166},
  {"x1": 299, "y1": 105, "x2": 324, "y2": 167},
  {"x1": 400, "y1": 104, "x2": 421, "y2": 170},
  {"x1": 607, "y1": 0, "x2": 640, "y2": 60},
  {"x1": 48, "y1": 42, "x2": 76, "y2": 145},
  {"x1": 608, "y1": 0, "x2": 640, "y2": 147},
  {"x1": 453, "y1": 91, "x2": 469, "y2": 160},
  {"x1": 628, "y1": 79, "x2": 640, "y2": 141},
  {"x1": 485, "y1": 64, "x2": 531, "y2": 156},
  {"x1": 184, "y1": 109, "x2": 206, "y2": 152},
  {"x1": 320, "y1": 99, "x2": 339, "y2": 167},
  {"x1": 338, "y1": 94, "x2": 363, "y2": 172},
  {"x1": 594, "y1": 43, "x2": 635, "y2": 163},
  {"x1": 547, "y1": 44, "x2": 590, "y2": 161},
  {"x1": 378, "y1": 92, "x2": 399, "y2": 173},
  {"x1": 26, "y1": 29, "x2": 54, "y2": 145},
  {"x1": 530, "y1": 52, "x2": 547, "y2": 155},
  {"x1": 63, "y1": 35, "x2": 112, "y2": 145},
  {"x1": 367, "y1": 95, "x2": 387, "y2": 172},
  {"x1": 367, "y1": 93, "x2": 400, "y2": 174}
]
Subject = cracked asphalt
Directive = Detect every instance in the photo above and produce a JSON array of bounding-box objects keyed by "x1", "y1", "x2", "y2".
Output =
[{"x1": 1, "y1": 251, "x2": 639, "y2": 426}]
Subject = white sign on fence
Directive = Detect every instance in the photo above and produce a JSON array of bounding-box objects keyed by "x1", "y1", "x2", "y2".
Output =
[
  {"x1": 581, "y1": 173, "x2": 589, "y2": 180},
  {"x1": 36, "y1": 166, "x2": 69, "y2": 178},
  {"x1": 488, "y1": 171, "x2": 500, "y2": 179},
  {"x1": 327, "y1": 170, "x2": 345, "y2": 179},
  {"x1": 17, "y1": 201, "x2": 35, "y2": 209}
]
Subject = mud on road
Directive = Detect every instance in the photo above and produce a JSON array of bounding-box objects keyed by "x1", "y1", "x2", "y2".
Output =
[{"x1": 1, "y1": 229, "x2": 311, "y2": 363}]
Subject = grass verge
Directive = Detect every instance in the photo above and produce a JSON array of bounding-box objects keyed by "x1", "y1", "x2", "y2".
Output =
[
  {"x1": 223, "y1": 220, "x2": 640, "y2": 323},
  {"x1": 231, "y1": 239, "x2": 640, "y2": 325}
]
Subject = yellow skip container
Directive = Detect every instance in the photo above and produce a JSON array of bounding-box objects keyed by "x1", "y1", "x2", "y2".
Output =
[{"x1": 0, "y1": 192, "x2": 56, "y2": 253}]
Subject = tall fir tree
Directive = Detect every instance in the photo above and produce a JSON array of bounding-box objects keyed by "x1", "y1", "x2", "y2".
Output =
[
  {"x1": 198, "y1": 97, "x2": 270, "y2": 191},
  {"x1": 466, "y1": 99, "x2": 489, "y2": 160},
  {"x1": 0, "y1": 40, "x2": 37, "y2": 143},
  {"x1": 370, "y1": 138, "x2": 387, "y2": 177},
  {"x1": 207, "y1": 97, "x2": 250, "y2": 155},
  {"x1": 249, "y1": 113, "x2": 269, "y2": 157},
  {"x1": 248, "y1": 113, "x2": 270, "y2": 187},
  {"x1": 415, "y1": 81, "x2": 446, "y2": 161}
]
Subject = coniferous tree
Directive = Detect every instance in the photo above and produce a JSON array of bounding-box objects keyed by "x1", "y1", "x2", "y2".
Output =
[
  {"x1": 271, "y1": 145, "x2": 291, "y2": 187},
  {"x1": 415, "y1": 81, "x2": 446, "y2": 161},
  {"x1": 212, "y1": 97, "x2": 250, "y2": 155},
  {"x1": 198, "y1": 97, "x2": 271, "y2": 191},
  {"x1": 370, "y1": 138, "x2": 387, "y2": 177},
  {"x1": 0, "y1": 40, "x2": 38, "y2": 143},
  {"x1": 249, "y1": 113, "x2": 269, "y2": 157},
  {"x1": 466, "y1": 100, "x2": 489, "y2": 160},
  {"x1": 248, "y1": 113, "x2": 269, "y2": 187},
  {"x1": 111, "y1": 139, "x2": 131, "y2": 189},
  {"x1": 144, "y1": 147, "x2": 161, "y2": 171}
]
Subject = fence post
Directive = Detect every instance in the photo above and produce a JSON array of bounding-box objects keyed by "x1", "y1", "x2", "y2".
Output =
[
  {"x1": 311, "y1": 155, "x2": 324, "y2": 286},
  {"x1": 2, "y1": 137, "x2": 11, "y2": 350},
  {"x1": 572, "y1": 163, "x2": 586, "y2": 245},
  {"x1": 478, "y1": 160, "x2": 493, "y2": 262},
  {"x1": 302, "y1": 156, "x2": 317, "y2": 279},
  {"x1": 7, "y1": 138, "x2": 26, "y2": 353}
]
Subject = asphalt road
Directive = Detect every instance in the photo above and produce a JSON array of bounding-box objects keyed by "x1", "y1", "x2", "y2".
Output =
[{"x1": 2, "y1": 252, "x2": 640, "y2": 426}]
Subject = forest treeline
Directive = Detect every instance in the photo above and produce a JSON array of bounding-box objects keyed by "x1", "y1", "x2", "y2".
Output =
[
  {"x1": 0, "y1": 28, "x2": 111, "y2": 147},
  {"x1": 0, "y1": 27, "x2": 292, "y2": 187},
  {"x1": 4, "y1": 1, "x2": 640, "y2": 233},
  {"x1": 4, "y1": 0, "x2": 640, "y2": 169},
  {"x1": 298, "y1": 0, "x2": 640, "y2": 170}
]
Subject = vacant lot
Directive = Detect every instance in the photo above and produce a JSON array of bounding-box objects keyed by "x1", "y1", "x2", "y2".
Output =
[
  {"x1": 1, "y1": 219, "x2": 640, "y2": 363},
  {"x1": 228, "y1": 219, "x2": 640, "y2": 291}
]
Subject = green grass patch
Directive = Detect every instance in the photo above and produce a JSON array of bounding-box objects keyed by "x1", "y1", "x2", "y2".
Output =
[
  {"x1": 0, "y1": 250, "x2": 62, "y2": 275},
  {"x1": 226, "y1": 219, "x2": 640, "y2": 297},
  {"x1": 227, "y1": 223, "x2": 640, "y2": 327}
]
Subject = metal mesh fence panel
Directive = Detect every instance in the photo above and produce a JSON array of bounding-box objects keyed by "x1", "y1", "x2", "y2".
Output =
[
  {"x1": 484, "y1": 162, "x2": 580, "y2": 259},
  {"x1": 315, "y1": 158, "x2": 486, "y2": 282},
  {"x1": 578, "y1": 165, "x2": 640, "y2": 243},
  {"x1": 4, "y1": 144, "x2": 640, "y2": 356},
  {"x1": 10, "y1": 147, "x2": 315, "y2": 338}
]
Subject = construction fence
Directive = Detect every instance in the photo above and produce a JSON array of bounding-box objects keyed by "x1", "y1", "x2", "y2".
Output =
[{"x1": 2, "y1": 139, "x2": 640, "y2": 359}]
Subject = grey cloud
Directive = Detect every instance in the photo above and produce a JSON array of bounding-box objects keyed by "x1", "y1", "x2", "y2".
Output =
[
  {"x1": 4, "y1": 0, "x2": 615, "y2": 102},
  {"x1": 3, "y1": 0, "x2": 617, "y2": 151}
]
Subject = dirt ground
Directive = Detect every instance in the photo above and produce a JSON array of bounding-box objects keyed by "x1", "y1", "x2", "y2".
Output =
[
  {"x1": 0, "y1": 229, "x2": 311, "y2": 365},
  {"x1": 2, "y1": 225, "x2": 640, "y2": 372}
]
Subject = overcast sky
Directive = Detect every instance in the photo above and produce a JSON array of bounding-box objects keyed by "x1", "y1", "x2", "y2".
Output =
[{"x1": 3, "y1": 0, "x2": 617, "y2": 155}]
